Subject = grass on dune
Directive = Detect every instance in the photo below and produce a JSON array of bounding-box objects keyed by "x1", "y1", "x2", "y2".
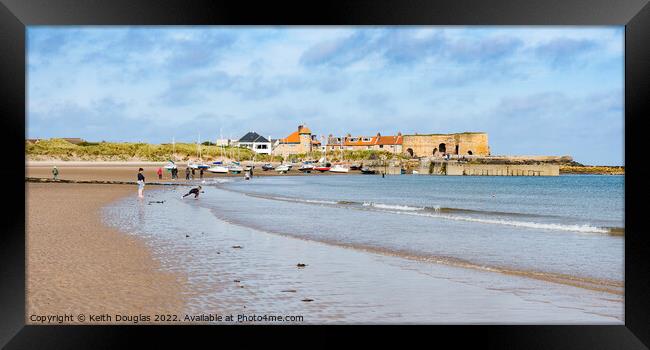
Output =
[{"x1": 27, "y1": 139, "x2": 407, "y2": 162}]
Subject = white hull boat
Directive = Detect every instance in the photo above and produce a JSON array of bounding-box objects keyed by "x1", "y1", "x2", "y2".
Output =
[
  {"x1": 208, "y1": 165, "x2": 229, "y2": 173},
  {"x1": 275, "y1": 165, "x2": 290, "y2": 172},
  {"x1": 330, "y1": 164, "x2": 350, "y2": 173}
]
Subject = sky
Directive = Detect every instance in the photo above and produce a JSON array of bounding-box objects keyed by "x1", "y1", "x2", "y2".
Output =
[{"x1": 27, "y1": 26, "x2": 624, "y2": 165}]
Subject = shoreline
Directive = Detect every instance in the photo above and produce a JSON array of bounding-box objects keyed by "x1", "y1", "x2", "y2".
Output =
[
  {"x1": 25, "y1": 166, "x2": 623, "y2": 323},
  {"x1": 26, "y1": 182, "x2": 188, "y2": 324},
  {"x1": 100, "y1": 183, "x2": 623, "y2": 323}
]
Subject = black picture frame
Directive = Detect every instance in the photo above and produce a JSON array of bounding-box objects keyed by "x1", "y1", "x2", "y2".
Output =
[{"x1": 2, "y1": 0, "x2": 648, "y2": 348}]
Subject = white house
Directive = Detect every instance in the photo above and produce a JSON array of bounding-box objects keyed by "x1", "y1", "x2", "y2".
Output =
[{"x1": 235, "y1": 132, "x2": 272, "y2": 154}]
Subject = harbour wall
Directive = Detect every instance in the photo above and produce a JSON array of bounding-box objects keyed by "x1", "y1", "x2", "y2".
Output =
[{"x1": 419, "y1": 162, "x2": 559, "y2": 176}]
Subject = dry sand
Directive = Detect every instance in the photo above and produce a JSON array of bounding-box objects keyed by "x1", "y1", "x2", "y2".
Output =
[{"x1": 26, "y1": 182, "x2": 187, "y2": 324}]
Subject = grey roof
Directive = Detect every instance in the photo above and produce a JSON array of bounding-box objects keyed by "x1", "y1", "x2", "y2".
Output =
[{"x1": 238, "y1": 132, "x2": 270, "y2": 143}]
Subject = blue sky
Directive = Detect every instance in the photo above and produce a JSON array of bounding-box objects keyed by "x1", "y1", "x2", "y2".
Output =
[{"x1": 27, "y1": 26, "x2": 624, "y2": 165}]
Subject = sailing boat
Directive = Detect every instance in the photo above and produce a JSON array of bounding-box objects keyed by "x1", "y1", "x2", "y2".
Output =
[
  {"x1": 189, "y1": 133, "x2": 210, "y2": 169},
  {"x1": 314, "y1": 136, "x2": 331, "y2": 172},
  {"x1": 208, "y1": 131, "x2": 228, "y2": 173},
  {"x1": 330, "y1": 135, "x2": 349, "y2": 173},
  {"x1": 164, "y1": 136, "x2": 178, "y2": 171}
]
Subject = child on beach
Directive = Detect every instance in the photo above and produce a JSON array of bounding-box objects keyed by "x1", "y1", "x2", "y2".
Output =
[
  {"x1": 137, "y1": 168, "x2": 145, "y2": 198},
  {"x1": 185, "y1": 167, "x2": 190, "y2": 180},
  {"x1": 182, "y1": 186, "x2": 203, "y2": 199},
  {"x1": 157, "y1": 167, "x2": 163, "y2": 180},
  {"x1": 52, "y1": 166, "x2": 59, "y2": 180}
]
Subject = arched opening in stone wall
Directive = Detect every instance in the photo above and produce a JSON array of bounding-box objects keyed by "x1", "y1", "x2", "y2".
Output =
[
  {"x1": 455, "y1": 145, "x2": 459, "y2": 155},
  {"x1": 438, "y1": 143, "x2": 446, "y2": 153},
  {"x1": 468, "y1": 150, "x2": 473, "y2": 155},
  {"x1": 406, "y1": 148, "x2": 414, "y2": 157},
  {"x1": 432, "y1": 147, "x2": 438, "y2": 156}
]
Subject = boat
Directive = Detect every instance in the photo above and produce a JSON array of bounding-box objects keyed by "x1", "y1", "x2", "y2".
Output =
[
  {"x1": 350, "y1": 163, "x2": 362, "y2": 170},
  {"x1": 412, "y1": 170, "x2": 419, "y2": 174},
  {"x1": 360, "y1": 167, "x2": 376, "y2": 174},
  {"x1": 262, "y1": 163, "x2": 274, "y2": 171},
  {"x1": 299, "y1": 162, "x2": 315, "y2": 172},
  {"x1": 207, "y1": 161, "x2": 229, "y2": 173},
  {"x1": 314, "y1": 166, "x2": 331, "y2": 172},
  {"x1": 275, "y1": 164, "x2": 290, "y2": 173},
  {"x1": 229, "y1": 161, "x2": 244, "y2": 174},
  {"x1": 329, "y1": 138, "x2": 350, "y2": 173},
  {"x1": 190, "y1": 133, "x2": 210, "y2": 169},
  {"x1": 165, "y1": 137, "x2": 178, "y2": 170},
  {"x1": 330, "y1": 164, "x2": 350, "y2": 173}
]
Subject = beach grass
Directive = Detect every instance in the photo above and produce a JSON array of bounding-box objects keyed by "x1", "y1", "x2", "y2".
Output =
[
  {"x1": 27, "y1": 138, "x2": 274, "y2": 162},
  {"x1": 28, "y1": 139, "x2": 409, "y2": 162}
]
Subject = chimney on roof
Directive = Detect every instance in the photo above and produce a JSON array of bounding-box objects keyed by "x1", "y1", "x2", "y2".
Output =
[
  {"x1": 397, "y1": 131, "x2": 402, "y2": 136},
  {"x1": 377, "y1": 132, "x2": 381, "y2": 137}
]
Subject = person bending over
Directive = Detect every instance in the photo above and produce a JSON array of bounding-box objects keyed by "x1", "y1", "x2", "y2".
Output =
[{"x1": 182, "y1": 185, "x2": 203, "y2": 199}]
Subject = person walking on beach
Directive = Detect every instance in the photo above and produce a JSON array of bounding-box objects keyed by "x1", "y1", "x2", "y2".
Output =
[
  {"x1": 52, "y1": 166, "x2": 59, "y2": 180},
  {"x1": 191, "y1": 168, "x2": 195, "y2": 179},
  {"x1": 200, "y1": 168, "x2": 204, "y2": 179},
  {"x1": 182, "y1": 185, "x2": 202, "y2": 199},
  {"x1": 137, "y1": 168, "x2": 145, "y2": 198},
  {"x1": 249, "y1": 165, "x2": 254, "y2": 179},
  {"x1": 185, "y1": 167, "x2": 190, "y2": 180},
  {"x1": 157, "y1": 167, "x2": 163, "y2": 180}
]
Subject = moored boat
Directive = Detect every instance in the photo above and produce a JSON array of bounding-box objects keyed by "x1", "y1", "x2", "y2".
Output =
[
  {"x1": 330, "y1": 164, "x2": 350, "y2": 173},
  {"x1": 207, "y1": 162, "x2": 229, "y2": 173},
  {"x1": 229, "y1": 162, "x2": 244, "y2": 174},
  {"x1": 314, "y1": 166, "x2": 331, "y2": 172},
  {"x1": 262, "y1": 163, "x2": 274, "y2": 171},
  {"x1": 275, "y1": 164, "x2": 290, "y2": 173},
  {"x1": 360, "y1": 167, "x2": 376, "y2": 174},
  {"x1": 299, "y1": 162, "x2": 315, "y2": 172}
]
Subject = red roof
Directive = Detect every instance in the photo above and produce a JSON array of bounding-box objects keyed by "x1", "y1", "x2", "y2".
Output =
[
  {"x1": 280, "y1": 125, "x2": 314, "y2": 143},
  {"x1": 341, "y1": 134, "x2": 402, "y2": 146},
  {"x1": 280, "y1": 131, "x2": 301, "y2": 143}
]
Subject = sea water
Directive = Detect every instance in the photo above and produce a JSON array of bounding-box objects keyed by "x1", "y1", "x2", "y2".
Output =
[{"x1": 103, "y1": 174, "x2": 624, "y2": 323}]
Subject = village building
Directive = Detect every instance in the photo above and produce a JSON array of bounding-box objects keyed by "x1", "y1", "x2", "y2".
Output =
[
  {"x1": 402, "y1": 132, "x2": 490, "y2": 158},
  {"x1": 271, "y1": 125, "x2": 321, "y2": 157},
  {"x1": 234, "y1": 132, "x2": 272, "y2": 154},
  {"x1": 215, "y1": 138, "x2": 233, "y2": 147},
  {"x1": 326, "y1": 132, "x2": 403, "y2": 154}
]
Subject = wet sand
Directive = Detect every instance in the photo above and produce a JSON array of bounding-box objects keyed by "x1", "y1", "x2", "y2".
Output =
[{"x1": 26, "y1": 182, "x2": 186, "y2": 324}]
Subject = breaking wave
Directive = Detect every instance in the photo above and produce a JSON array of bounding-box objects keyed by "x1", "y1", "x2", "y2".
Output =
[{"x1": 224, "y1": 188, "x2": 622, "y2": 235}]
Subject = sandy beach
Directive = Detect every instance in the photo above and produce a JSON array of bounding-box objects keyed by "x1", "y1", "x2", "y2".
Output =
[
  {"x1": 26, "y1": 182, "x2": 186, "y2": 324},
  {"x1": 25, "y1": 163, "x2": 623, "y2": 324}
]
